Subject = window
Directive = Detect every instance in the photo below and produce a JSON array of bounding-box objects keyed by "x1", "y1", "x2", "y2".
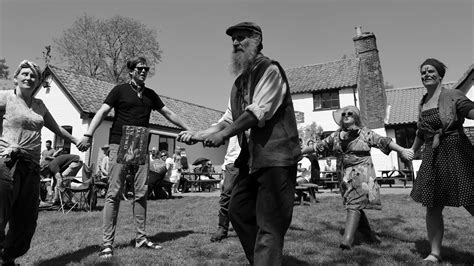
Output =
[
  {"x1": 313, "y1": 90, "x2": 340, "y2": 110},
  {"x1": 159, "y1": 136, "x2": 176, "y2": 154},
  {"x1": 54, "y1": 125, "x2": 72, "y2": 154}
]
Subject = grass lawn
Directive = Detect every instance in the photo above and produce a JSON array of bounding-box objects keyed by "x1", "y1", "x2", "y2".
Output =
[{"x1": 17, "y1": 192, "x2": 474, "y2": 265}]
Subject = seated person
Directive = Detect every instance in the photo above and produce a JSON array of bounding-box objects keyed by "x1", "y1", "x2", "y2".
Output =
[
  {"x1": 296, "y1": 156, "x2": 312, "y2": 185},
  {"x1": 148, "y1": 149, "x2": 170, "y2": 199},
  {"x1": 41, "y1": 154, "x2": 83, "y2": 206},
  {"x1": 196, "y1": 161, "x2": 215, "y2": 180},
  {"x1": 295, "y1": 155, "x2": 312, "y2": 202}
]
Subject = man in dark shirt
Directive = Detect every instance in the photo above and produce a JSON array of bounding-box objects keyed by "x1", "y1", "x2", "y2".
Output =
[{"x1": 77, "y1": 56, "x2": 190, "y2": 258}]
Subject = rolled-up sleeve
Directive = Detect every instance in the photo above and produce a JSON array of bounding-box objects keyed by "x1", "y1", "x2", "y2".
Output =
[
  {"x1": 217, "y1": 98, "x2": 234, "y2": 125},
  {"x1": 245, "y1": 65, "x2": 286, "y2": 127}
]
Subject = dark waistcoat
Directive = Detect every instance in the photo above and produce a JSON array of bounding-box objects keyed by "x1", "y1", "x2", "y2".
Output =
[{"x1": 230, "y1": 54, "x2": 301, "y2": 171}]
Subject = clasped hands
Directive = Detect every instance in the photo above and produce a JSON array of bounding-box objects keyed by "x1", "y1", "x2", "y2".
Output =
[
  {"x1": 76, "y1": 136, "x2": 92, "y2": 152},
  {"x1": 399, "y1": 148, "x2": 415, "y2": 161},
  {"x1": 177, "y1": 130, "x2": 226, "y2": 147}
]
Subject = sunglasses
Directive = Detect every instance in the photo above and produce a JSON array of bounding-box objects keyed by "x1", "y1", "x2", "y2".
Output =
[
  {"x1": 341, "y1": 112, "x2": 354, "y2": 117},
  {"x1": 135, "y1": 67, "x2": 150, "y2": 72}
]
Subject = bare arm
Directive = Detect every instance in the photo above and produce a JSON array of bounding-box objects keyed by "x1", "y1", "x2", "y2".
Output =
[
  {"x1": 158, "y1": 106, "x2": 190, "y2": 130},
  {"x1": 410, "y1": 136, "x2": 424, "y2": 153},
  {"x1": 76, "y1": 103, "x2": 112, "y2": 151},
  {"x1": 43, "y1": 111, "x2": 78, "y2": 145}
]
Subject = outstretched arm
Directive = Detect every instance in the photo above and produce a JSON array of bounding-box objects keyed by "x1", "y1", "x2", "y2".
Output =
[
  {"x1": 389, "y1": 141, "x2": 414, "y2": 161},
  {"x1": 158, "y1": 106, "x2": 190, "y2": 130},
  {"x1": 203, "y1": 111, "x2": 258, "y2": 147},
  {"x1": 43, "y1": 111, "x2": 79, "y2": 146},
  {"x1": 76, "y1": 103, "x2": 112, "y2": 151}
]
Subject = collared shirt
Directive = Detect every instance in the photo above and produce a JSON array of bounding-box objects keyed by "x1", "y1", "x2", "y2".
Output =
[
  {"x1": 217, "y1": 110, "x2": 241, "y2": 167},
  {"x1": 221, "y1": 64, "x2": 286, "y2": 128}
]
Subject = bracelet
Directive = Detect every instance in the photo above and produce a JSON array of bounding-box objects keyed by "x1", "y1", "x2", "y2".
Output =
[{"x1": 84, "y1": 134, "x2": 93, "y2": 138}]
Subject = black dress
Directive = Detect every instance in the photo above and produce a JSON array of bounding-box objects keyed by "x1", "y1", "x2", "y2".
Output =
[{"x1": 411, "y1": 108, "x2": 474, "y2": 207}]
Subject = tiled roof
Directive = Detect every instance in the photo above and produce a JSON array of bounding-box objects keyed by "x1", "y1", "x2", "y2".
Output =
[
  {"x1": 46, "y1": 65, "x2": 223, "y2": 131},
  {"x1": 452, "y1": 64, "x2": 473, "y2": 90},
  {"x1": 386, "y1": 82, "x2": 455, "y2": 125},
  {"x1": 286, "y1": 58, "x2": 360, "y2": 94}
]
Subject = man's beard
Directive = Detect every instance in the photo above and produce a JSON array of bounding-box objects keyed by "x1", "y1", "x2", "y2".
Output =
[{"x1": 229, "y1": 38, "x2": 259, "y2": 77}]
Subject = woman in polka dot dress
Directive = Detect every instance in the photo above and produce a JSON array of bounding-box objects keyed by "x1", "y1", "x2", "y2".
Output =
[{"x1": 409, "y1": 58, "x2": 474, "y2": 263}]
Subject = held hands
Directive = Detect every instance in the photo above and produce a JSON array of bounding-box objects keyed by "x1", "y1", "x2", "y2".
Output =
[
  {"x1": 177, "y1": 130, "x2": 226, "y2": 147},
  {"x1": 203, "y1": 132, "x2": 226, "y2": 148},
  {"x1": 177, "y1": 130, "x2": 201, "y2": 145},
  {"x1": 400, "y1": 148, "x2": 415, "y2": 161},
  {"x1": 301, "y1": 145, "x2": 316, "y2": 155},
  {"x1": 76, "y1": 136, "x2": 92, "y2": 152}
]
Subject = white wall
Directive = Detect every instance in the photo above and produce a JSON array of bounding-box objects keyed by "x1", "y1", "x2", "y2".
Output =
[
  {"x1": 292, "y1": 89, "x2": 398, "y2": 174},
  {"x1": 36, "y1": 81, "x2": 87, "y2": 161},
  {"x1": 292, "y1": 88, "x2": 359, "y2": 132}
]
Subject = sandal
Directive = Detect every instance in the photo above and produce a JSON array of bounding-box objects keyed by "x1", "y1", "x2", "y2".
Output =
[
  {"x1": 423, "y1": 253, "x2": 442, "y2": 263},
  {"x1": 135, "y1": 239, "x2": 162, "y2": 250},
  {"x1": 98, "y1": 245, "x2": 113, "y2": 258}
]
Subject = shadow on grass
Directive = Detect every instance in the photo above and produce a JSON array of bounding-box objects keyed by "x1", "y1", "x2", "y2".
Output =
[
  {"x1": 35, "y1": 245, "x2": 102, "y2": 266},
  {"x1": 34, "y1": 230, "x2": 195, "y2": 265},
  {"x1": 147, "y1": 230, "x2": 194, "y2": 243},
  {"x1": 413, "y1": 239, "x2": 474, "y2": 264}
]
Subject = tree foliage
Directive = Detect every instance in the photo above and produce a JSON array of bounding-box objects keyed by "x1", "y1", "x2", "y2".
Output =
[
  {"x1": 298, "y1": 122, "x2": 324, "y2": 145},
  {"x1": 54, "y1": 14, "x2": 162, "y2": 84},
  {"x1": 0, "y1": 58, "x2": 9, "y2": 79}
]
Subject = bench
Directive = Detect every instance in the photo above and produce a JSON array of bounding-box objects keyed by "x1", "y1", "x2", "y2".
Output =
[
  {"x1": 188, "y1": 179, "x2": 221, "y2": 192},
  {"x1": 319, "y1": 180, "x2": 339, "y2": 191},
  {"x1": 295, "y1": 184, "x2": 319, "y2": 205},
  {"x1": 376, "y1": 177, "x2": 396, "y2": 187},
  {"x1": 377, "y1": 170, "x2": 411, "y2": 188}
]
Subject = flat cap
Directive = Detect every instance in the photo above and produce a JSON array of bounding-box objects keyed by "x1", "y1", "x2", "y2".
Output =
[{"x1": 226, "y1": 22, "x2": 262, "y2": 36}]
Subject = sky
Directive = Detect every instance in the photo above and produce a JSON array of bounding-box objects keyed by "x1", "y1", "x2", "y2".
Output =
[{"x1": 1, "y1": 0, "x2": 473, "y2": 112}]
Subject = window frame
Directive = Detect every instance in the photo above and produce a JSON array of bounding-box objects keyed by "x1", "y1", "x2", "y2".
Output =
[{"x1": 312, "y1": 90, "x2": 340, "y2": 111}]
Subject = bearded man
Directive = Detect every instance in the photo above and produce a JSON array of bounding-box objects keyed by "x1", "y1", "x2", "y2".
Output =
[{"x1": 178, "y1": 22, "x2": 301, "y2": 265}]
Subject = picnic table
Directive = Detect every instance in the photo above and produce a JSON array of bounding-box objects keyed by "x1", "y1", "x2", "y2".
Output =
[
  {"x1": 376, "y1": 169, "x2": 411, "y2": 188},
  {"x1": 320, "y1": 171, "x2": 339, "y2": 191},
  {"x1": 180, "y1": 172, "x2": 223, "y2": 192}
]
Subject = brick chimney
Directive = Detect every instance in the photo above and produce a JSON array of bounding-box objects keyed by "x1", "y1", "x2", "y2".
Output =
[{"x1": 353, "y1": 26, "x2": 386, "y2": 129}]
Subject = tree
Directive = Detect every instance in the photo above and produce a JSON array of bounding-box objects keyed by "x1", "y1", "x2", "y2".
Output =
[
  {"x1": 0, "y1": 58, "x2": 9, "y2": 79},
  {"x1": 298, "y1": 122, "x2": 324, "y2": 146},
  {"x1": 54, "y1": 14, "x2": 162, "y2": 84}
]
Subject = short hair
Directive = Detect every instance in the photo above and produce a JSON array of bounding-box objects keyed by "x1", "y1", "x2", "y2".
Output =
[
  {"x1": 126, "y1": 57, "x2": 147, "y2": 72},
  {"x1": 13, "y1": 60, "x2": 42, "y2": 89},
  {"x1": 46, "y1": 140, "x2": 52, "y2": 144},
  {"x1": 420, "y1": 58, "x2": 447, "y2": 78}
]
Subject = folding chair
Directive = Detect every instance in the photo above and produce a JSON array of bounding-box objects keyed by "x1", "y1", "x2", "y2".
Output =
[{"x1": 58, "y1": 164, "x2": 96, "y2": 213}]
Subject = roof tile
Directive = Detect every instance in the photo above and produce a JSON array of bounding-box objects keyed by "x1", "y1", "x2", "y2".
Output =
[
  {"x1": 386, "y1": 83, "x2": 455, "y2": 125},
  {"x1": 286, "y1": 58, "x2": 359, "y2": 93}
]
